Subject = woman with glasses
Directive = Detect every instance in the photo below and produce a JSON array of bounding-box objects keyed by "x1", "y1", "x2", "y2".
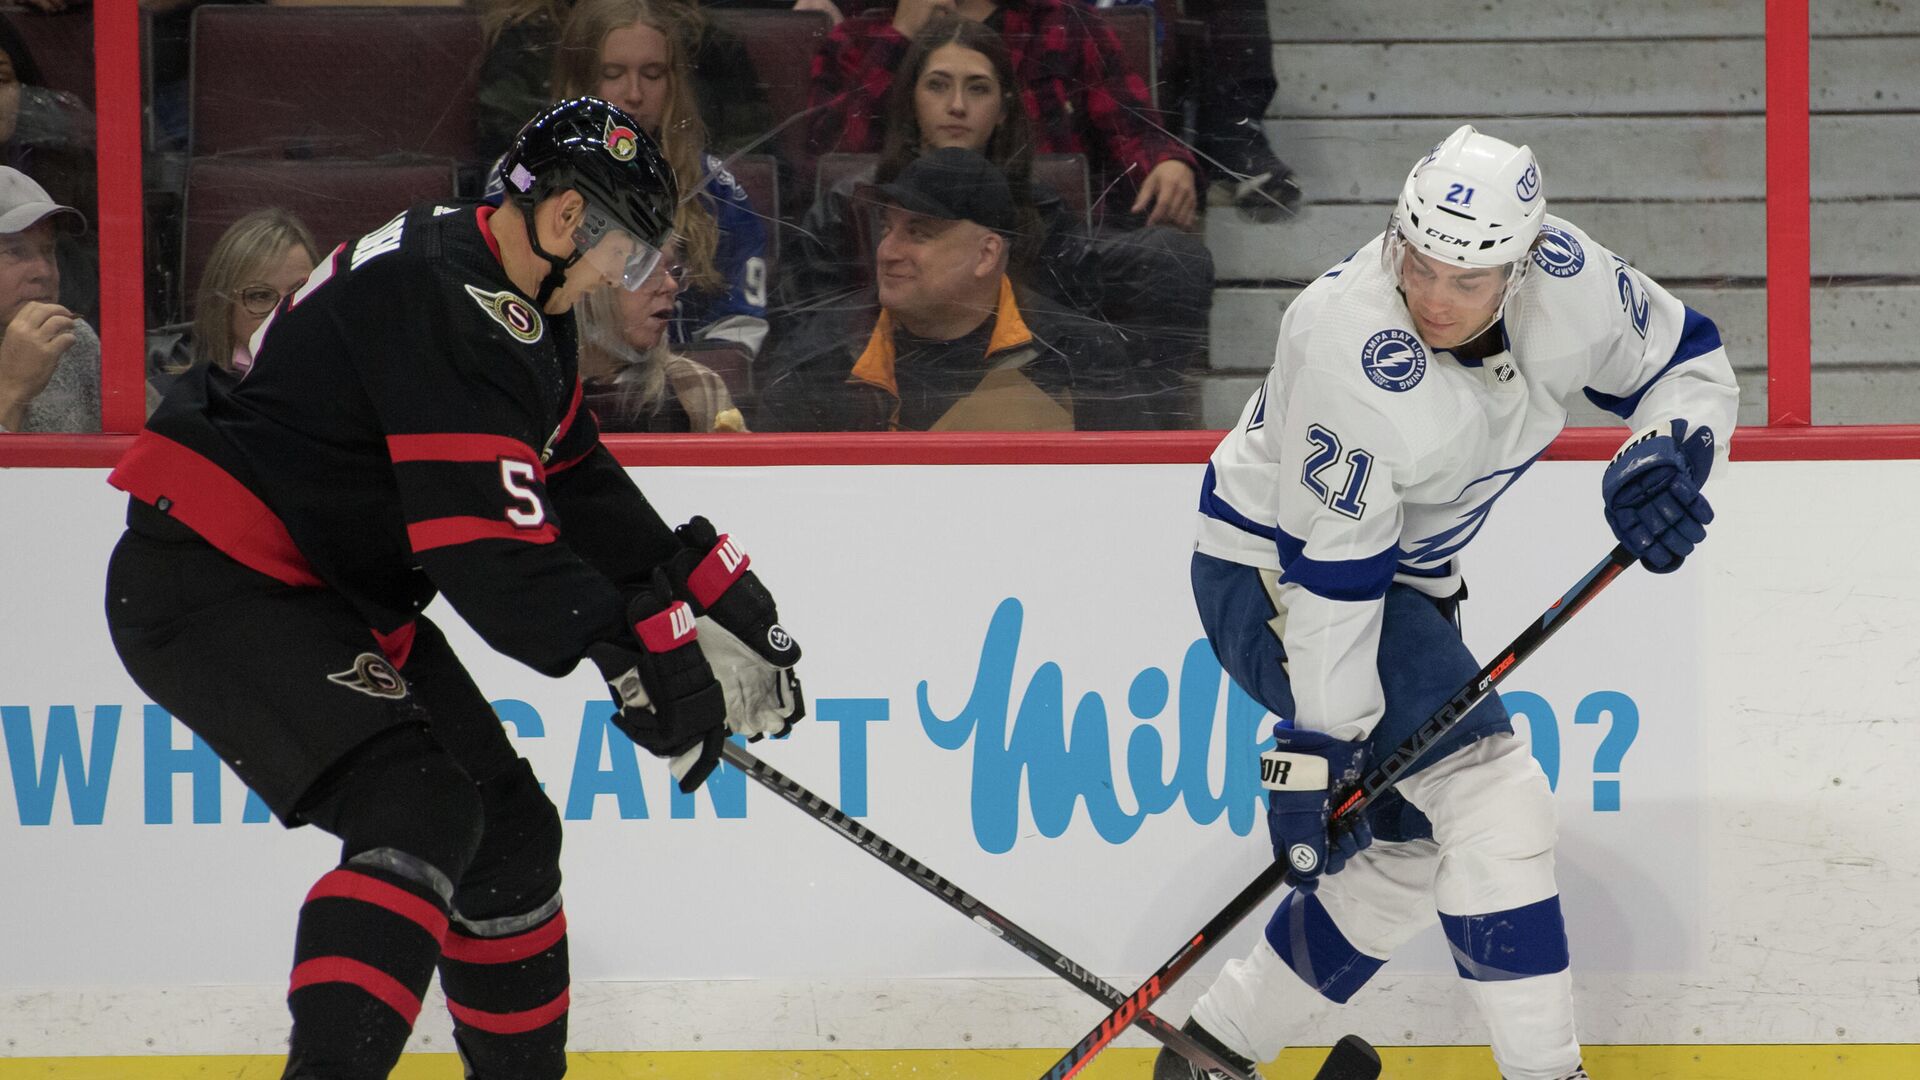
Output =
[
  {"x1": 580, "y1": 248, "x2": 748, "y2": 432},
  {"x1": 147, "y1": 208, "x2": 318, "y2": 412}
]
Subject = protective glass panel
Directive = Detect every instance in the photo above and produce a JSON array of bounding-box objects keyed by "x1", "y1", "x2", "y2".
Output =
[
  {"x1": 119, "y1": 0, "x2": 1911, "y2": 435},
  {"x1": 1809, "y1": 4, "x2": 1920, "y2": 423}
]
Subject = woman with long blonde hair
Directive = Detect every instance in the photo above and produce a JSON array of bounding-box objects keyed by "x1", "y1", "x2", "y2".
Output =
[{"x1": 553, "y1": 0, "x2": 770, "y2": 360}]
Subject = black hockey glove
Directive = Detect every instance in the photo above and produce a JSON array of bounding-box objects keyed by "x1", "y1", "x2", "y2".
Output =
[
  {"x1": 664, "y1": 516, "x2": 805, "y2": 742},
  {"x1": 586, "y1": 569, "x2": 728, "y2": 793}
]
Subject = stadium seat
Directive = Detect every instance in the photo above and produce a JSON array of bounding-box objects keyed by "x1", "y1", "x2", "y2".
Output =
[
  {"x1": 188, "y1": 6, "x2": 484, "y2": 160},
  {"x1": 1033, "y1": 154, "x2": 1091, "y2": 226},
  {"x1": 181, "y1": 157, "x2": 459, "y2": 313},
  {"x1": 705, "y1": 9, "x2": 831, "y2": 172},
  {"x1": 5, "y1": 8, "x2": 93, "y2": 109}
]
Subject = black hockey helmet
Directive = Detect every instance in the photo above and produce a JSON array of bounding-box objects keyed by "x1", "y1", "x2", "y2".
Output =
[{"x1": 498, "y1": 96, "x2": 679, "y2": 300}]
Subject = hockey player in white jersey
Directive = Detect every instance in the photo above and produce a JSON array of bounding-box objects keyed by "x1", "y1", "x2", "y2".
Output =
[{"x1": 1155, "y1": 126, "x2": 1738, "y2": 1080}]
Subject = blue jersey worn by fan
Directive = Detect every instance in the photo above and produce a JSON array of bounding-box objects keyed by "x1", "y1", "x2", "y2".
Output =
[
  {"x1": 1158, "y1": 127, "x2": 1737, "y2": 1080},
  {"x1": 668, "y1": 154, "x2": 769, "y2": 358}
]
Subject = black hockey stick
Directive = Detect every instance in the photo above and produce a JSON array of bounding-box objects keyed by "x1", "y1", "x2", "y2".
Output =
[
  {"x1": 1037, "y1": 544, "x2": 1639, "y2": 1080},
  {"x1": 718, "y1": 740, "x2": 1259, "y2": 1080}
]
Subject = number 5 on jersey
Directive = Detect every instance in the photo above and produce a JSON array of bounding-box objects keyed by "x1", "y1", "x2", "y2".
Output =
[{"x1": 1300, "y1": 424, "x2": 1374, "y2": 519}]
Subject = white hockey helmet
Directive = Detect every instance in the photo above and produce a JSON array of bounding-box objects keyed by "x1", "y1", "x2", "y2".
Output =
[{"x1": 1384, "y1": 125, "x2": 1546, "y2": 313}]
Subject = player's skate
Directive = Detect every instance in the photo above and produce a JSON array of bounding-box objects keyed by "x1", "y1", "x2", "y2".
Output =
[{"x1": 1151, "y1": 1019, "x2": 1260, "y2": 1079}]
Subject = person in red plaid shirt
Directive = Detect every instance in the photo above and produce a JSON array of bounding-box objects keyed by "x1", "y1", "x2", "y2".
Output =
[{"x1": 807, "y1": 0, "x2": 1200, "y2": 229}]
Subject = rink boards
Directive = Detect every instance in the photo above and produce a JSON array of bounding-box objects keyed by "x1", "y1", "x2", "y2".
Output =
[{"x1": 1, "y1": 461, "x2": 1915, "y2": 1069}]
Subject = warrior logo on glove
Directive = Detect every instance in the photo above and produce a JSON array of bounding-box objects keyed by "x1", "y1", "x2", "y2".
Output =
[{"x1": 667, "y1": 517, "x2": 807, "y2": 741}]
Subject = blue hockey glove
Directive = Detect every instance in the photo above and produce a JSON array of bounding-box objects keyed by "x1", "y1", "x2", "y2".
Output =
[
  {"x1": 1261, "y1": 724, "x2": 1373, "y2": 890},
  {"x1": 1602, "y1": 419, "x2": 1716, "y2": 574}
]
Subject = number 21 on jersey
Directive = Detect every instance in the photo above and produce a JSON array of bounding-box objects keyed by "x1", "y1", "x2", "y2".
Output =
[{"x1": 1300, "y1": 424, "x2": 1373, "y2": 519}]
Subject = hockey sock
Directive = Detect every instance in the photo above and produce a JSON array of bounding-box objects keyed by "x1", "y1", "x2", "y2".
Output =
[
  {"x1": 438, "y1": 900, "x2": 571, "y2": 1080},
  {"x1": 1442, "y1": 896, "x2": 1581, "y2": 1079},
  {"x1": 283, "y1": 863, "x2": 450, "y2": 1080}
]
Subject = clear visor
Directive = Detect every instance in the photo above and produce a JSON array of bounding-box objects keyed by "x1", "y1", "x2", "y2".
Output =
[{"x1": 573, "y1": 222, "x2": 665, "y2": 291}]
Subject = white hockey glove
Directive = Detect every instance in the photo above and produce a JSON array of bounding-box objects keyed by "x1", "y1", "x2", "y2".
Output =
[{"x1": 664, "y1": 516, "x2": 805, "y2": 741}]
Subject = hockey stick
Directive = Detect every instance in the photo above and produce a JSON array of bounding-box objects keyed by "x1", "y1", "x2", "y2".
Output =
[
  {"x1": 1036, "y1": 543, "x2": 1639, "y2": 1080},
  {"x1": 718, "y1": 740, "x2": 1259, "y2": 1080}
]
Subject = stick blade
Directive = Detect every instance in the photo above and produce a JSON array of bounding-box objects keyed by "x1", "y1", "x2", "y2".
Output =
[{"x1": 1310, "y1": 1035, "x2": 1381, "y2": 1080}]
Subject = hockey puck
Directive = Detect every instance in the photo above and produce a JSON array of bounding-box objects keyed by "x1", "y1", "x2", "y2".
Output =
[{"x1": 1311, "y1": 1034, "x2": 1382, "y2": 1080}]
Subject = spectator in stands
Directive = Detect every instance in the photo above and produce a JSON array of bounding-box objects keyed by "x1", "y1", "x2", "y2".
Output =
[
  {"x1": 757, "y1": 147, "x2": 1122, "y2": 432},
  {"x1": 148, "y1": 208, "x2": 320, "y2": 412},
  {"x1": 799, "y1": 7, "x2": 1212, "y2": 426},
  {"x1": 0, "y1": 166, "x2": 94, "y2": 433},
  {"x1": 553, "y1": 0, "x2": 772, "y2": 360},
  {"x1": 1181, "y1": 0, "x2": 1299, "y2": 220},
  {"x1": 807, "y1": 0, "x2": 1198, "y2": 229},
  {"x1": 1076, "y1": 0, "x2": 1298, "y2": 219},
  {"x1": 0, "y1": 14, "x2": 96, "y2": 321},
  {"x1": 476, "y1": 0, "x2": 775, "y2": 162},
  {"x1": 579, "y1": 243, "x2": 748, "y2": 432},
  {"x1": 776, "y1": 14, "x2": 1084, "y2": 319}
]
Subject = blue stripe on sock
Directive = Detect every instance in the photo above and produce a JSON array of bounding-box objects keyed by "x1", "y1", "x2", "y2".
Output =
[
  {"x1": 1264, "y1": 890, "x2": 1384, "y2": 1004},
  {"x1": 1440, "y1": 895, "x2": 1571, "y2": 981}
]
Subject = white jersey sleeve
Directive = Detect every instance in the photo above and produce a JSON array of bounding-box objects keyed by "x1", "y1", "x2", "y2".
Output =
[
  {"x1": 1268, "y1": 364, "x2": 1417, "y2": 741},
  {"x1": 1570, "y1": 227, "x2": 1739, "y2": 457}
]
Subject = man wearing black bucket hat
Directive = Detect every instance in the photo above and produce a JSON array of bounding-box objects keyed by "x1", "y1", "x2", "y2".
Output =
[{"x1": 758, "y1": 146, "x2": 1123, "y2": 431}]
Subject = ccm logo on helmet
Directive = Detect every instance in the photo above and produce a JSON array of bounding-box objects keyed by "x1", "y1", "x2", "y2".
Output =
[
  {"x1": 602, "y1": 116, "x2": 639, "y2": 162},
  {"x1": 1423, "y1": 226, "x2": 1473, "y2": 248}
]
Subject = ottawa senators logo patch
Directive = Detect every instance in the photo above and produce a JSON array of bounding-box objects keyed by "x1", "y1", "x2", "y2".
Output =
[
  {"x1": 464, "y1": 284, "x2": 544, "y2": 343},
  {"x1": 603, "y1": 116, "x2": 640, "y2": 162},
  {"x1": 327, "y1": 653, "x2": 408, "y2": 700}
]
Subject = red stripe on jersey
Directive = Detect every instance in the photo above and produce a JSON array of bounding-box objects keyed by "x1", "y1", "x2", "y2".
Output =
[
  {"x1": 446, "y1": 988, "x2": 571, "y2": 1034},
  {"x1": 546, "y1": 441, "x2": 596, "y2": 475},
  {"x1": 374, "y1": 621, "x2": 417, "y2": 669},
  {"x1": 686, "y1": 535, "x2": 748, "y2": 608},
  {"x1": 442, "y1": 909, "x2": 567, "y2": 965},
  {"x1": 289, "y1": 957, "x2": 425, "y2": 1025},
  {"x1": 387, "y1": 433, "x2": 541, "y2": 469},
  {"x1": 476, "y1": 205, "x2": 503, "y2": 263},
  {"x1": 305, "y1": 868, "x2": 450, "y2": 942},
  {"x1": 546, "y1": 381, "x2": 595, "y2": 475},
  {"x1": 108, "y1": 432, "x2": 324, "y2": 588},
  {"x1": 408, "y1": 515, "x2": 559, "y2": 552}
]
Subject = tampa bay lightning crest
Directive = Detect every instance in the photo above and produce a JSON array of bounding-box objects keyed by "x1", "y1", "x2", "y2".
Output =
[
  {"x1": 1361, "y1": 328, "x2": 1427, "y2": 392},
  {"x1": 1531, "y1": 224, "x2": 1585, "y2": 278}
]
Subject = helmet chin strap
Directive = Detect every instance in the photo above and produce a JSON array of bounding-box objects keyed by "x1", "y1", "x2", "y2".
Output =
[
  {"x1": 529, "y1": 229, "x2": 582, "y2": 307},
  {"x1": 517, "y1": 196, "x2": 583, "y2": 307}
]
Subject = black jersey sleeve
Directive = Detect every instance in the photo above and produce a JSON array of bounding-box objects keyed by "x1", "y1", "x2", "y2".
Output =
[
  {"x1": 545, "y1": 394, "x2": 681, "y2": 594},
  {"x1": 344, "y1": 252, "x2": 626, "y2": 677}
]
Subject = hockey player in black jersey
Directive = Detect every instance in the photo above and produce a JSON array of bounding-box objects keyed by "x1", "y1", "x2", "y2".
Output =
[{"x1": 103, "y1": 97, "x2": 804, "y2": 1080}]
